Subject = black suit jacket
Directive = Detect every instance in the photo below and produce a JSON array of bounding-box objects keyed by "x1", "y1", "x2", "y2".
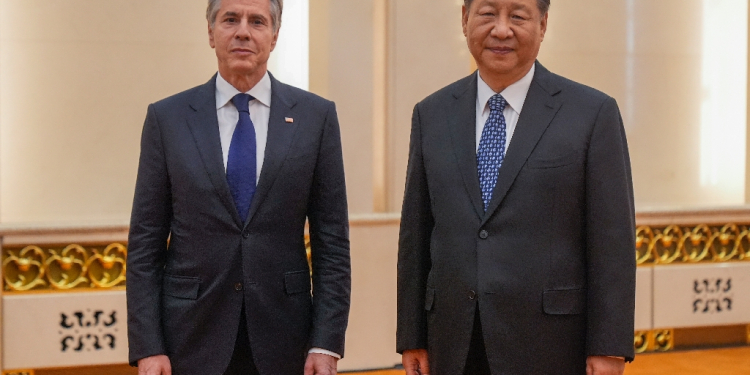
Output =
[
  {"x1": 127, "y1": 73, "x2": 351, "y2": 375},
  {"x1": 397, "y1": 62, "x2": 636, "y2": 374}
]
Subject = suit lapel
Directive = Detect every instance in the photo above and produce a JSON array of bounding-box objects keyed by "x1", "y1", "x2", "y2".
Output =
[
  {"x1": 482, "y1": 63, "x2": 562, "y2": 225},
  {"x1": 243, "y1": 74, "x2": 299, "y2": 227},
  {"x1": 448, "y1": 74, "x2": 485, "y2": 219},
  {"x1": 186, "y1": 75, "x2": 244, "y2": 227}
]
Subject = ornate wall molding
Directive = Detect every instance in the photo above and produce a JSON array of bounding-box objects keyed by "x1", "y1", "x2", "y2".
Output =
[
  {"x1": 636, "y1": 224, "x2": 750, "y2": 265},
  {"x1": 2, "y1": 244, "x2": 126, "y2": 292}
]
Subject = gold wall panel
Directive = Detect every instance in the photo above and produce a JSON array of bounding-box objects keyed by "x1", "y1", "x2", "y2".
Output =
[
  {"x1": 2, "y1": 243, "x2": 126, "y2": 292},
  {"x1": 636, "y1": 224, "x2": 750, "y2": 265},
  {"x1": 634, "y1": 329, "x2": 675, "y2": 353},
  {"x1": 3, "y1": 371, "x2": 34, "y2": 375}
]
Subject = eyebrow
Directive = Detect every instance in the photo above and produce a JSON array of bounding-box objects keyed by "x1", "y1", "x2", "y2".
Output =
[{"x1": 221, "y1": 11, "x2": 268, "y2": 21}]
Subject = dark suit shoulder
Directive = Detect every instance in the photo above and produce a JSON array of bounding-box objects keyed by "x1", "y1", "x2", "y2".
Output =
[
  {"x1": 150, "y1": 80, "x2": 212, "y2": 112},
  {"x1": 538, "y1": 66, "x2": 614, "y2": 107},
  {"x1": 272, "y1": 78, "x2": 335, "y2": 116},
  {"x1": 416, "y1": 74, "x2": 475, "y2": 110}
]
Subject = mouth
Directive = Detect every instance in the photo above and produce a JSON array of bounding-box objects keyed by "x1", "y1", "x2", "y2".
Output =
[
  {"x1": 486, "y1": 46, "x2": 514, "y2": 55},
  {"x1": 231, "y1": 48, "x2": 255, "y2": 55}
]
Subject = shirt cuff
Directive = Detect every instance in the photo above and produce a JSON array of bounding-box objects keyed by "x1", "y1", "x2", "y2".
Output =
[{"x1": 308, "y1": 347, "x2": 341, "y2": 359}]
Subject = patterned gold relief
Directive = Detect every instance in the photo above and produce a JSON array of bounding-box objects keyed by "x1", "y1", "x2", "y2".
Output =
[
  {"x1": 46, "y1": 244, "x2": 89, "y2": 289},
  {"x1": 2, "y1": 370, "x2": 34, "y2": 375},
  {"x1": 2, "y1": 243, "x2": 127, "y2": 292},
  {"x1": 635, "y1": 224, "x2": 750, "y2": 265},
  {"x1": 633, "y1": 329, "x2": 674, "y2": 353},
  {"x1": 653, "y1": 329, "x2": 674, "y2": 351},
  {"x1": 633, "y1": 331, "x2": 649, "y2": 353},
  {"x1": 87, "y1": 243, "x2": 127, "y2": 288},
  {"x1": 3, "y1": 246, "x2": 47, "y2": 291}
]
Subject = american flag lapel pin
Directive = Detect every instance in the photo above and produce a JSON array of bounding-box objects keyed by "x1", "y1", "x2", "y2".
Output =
[{"x1": 285, "y1": 117, "x2": 294, "y2": 123}]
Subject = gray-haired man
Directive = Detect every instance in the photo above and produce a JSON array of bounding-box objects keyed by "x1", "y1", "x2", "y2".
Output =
[{"x1": 127, "y1": 0, "x2": 351, "y2": 374}]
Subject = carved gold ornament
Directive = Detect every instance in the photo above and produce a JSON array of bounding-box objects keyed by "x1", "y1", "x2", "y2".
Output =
[
  {"x1": 2, "y1": 243, "x2": 127, "y2": 292},
  {"x1": 636, "y1": 224, "x2": 750, "y2": 265},
  {"x1": 3, "y1": 246, "x2": 47, "y2": 291},
  {"x1": 86, "y1": 243, "x2": 127, "y2": 288},
  {"x1": 2, "y1": 370, "x2": 34, "y2": 375},
  {"x1": 634, "y1": 329, "x2": 674, "y2": 353}
]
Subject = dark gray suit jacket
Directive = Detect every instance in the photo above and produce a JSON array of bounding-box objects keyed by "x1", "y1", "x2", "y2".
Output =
[
  {"x1": 397, "y1": 62, "x2": 636, "y2": 374},
  {"x1": 127, "y1": 73, "x2": 350, "y2": 375}
]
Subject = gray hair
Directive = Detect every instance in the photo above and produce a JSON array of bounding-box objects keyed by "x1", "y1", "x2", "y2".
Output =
[
  {"x1": 206, "y1": 0, "x2": 283, "y2": 33},
  {"x1": 464, "y1": 0, "x2": 550, "y2": 16}
]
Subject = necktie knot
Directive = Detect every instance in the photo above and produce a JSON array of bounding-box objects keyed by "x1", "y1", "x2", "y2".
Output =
[
  {"x1": 488, "y1": 94, "x2": 507, "y2": 112},
  {"x1": 232, "y1": 93, "x2": 254, "y2": 113}
]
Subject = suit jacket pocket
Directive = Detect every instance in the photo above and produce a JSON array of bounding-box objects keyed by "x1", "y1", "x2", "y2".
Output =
[
  {"x1": 543, "y1": 288, "x2": 585, "y2": 315},
  {"x1": 424, "y1": 287, "x2": 435, "y2": 311},
  {"x1": 163, "y1": 274, "x2": 200, "y2": 300},
  {"x1": 526, "y1": 151, "x2": 578, "y2": 169},
  {"x1": 284, "y1": 270, "x2": 311, "y2": 295}
]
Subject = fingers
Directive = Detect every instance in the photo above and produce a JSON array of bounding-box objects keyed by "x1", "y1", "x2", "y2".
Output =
[
  {"x1": 402, "y1": 349, "x2": 429, "y2": 375},
  {"x1": 587, "y1": 356, "x2": 625, "y2": 375},
  {"x1": 304, "y1": 353, "x2": 338, "y2": 375},
  {"x1": 303, "y1": 357, "x2": 314, "y2": 375},
  {"x1": 419, "y1": 354, "x2": 431, "y2": 375}
]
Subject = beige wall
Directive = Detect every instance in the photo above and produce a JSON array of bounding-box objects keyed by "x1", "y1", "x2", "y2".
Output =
[
  {"x1": 538, "y1": 0, "x2": 748, "y2": 209},
  {"x1": 310, "y1": 0, "x2": 376, "y2": 214},
  {"x1": 0, "y1": 0, "x2": 216, "y2": 224}
]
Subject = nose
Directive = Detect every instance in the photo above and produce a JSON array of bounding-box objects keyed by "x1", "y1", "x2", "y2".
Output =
[
  {"x1": 235, "y1": 19, "x2": 252, "y2": 40},
  {"x1": 490, "y1": 14, "x2": 513, "y2": 39}
]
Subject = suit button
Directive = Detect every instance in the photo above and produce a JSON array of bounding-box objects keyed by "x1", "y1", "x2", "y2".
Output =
[
  {"x1": 234, "y1": 282, "x2": 243, "y2": 291},
  {"x1": 242, "y1": 231, "x2": 249, "y2": 239},
  {"x1": 479, "y1": 230, "x2": 488, "y2": 239},
  {"x1": 469, "y1": 290, "x2": 477, "y2": 300}
]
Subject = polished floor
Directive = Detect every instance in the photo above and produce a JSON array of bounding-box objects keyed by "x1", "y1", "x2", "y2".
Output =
[
  {"x1": 343, "y1": 346, "x2": 750, "y2": 375},
  {"x1": 30, "y1": 346, "x2": 750, "y2": 374}
]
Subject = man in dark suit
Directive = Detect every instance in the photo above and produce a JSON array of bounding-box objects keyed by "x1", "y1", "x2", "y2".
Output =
[
  {"x1": 127, "y1": 0, "x2": 350, "y2": 374},
  {"x1": 397, "y1": 0, "x2": 635, "y2": 374}
]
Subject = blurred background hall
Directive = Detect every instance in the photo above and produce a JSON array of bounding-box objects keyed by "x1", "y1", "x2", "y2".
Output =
[{"x1": 1, "y1": 0, "x2": 750, "y2": 374}]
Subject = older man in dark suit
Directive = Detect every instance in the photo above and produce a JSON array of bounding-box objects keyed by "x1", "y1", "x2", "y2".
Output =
[
  {"x1": 126, "y1": 0, "x2": 350, "y2": 374},
  {"x1": 397, "y1": 0, "x2": 635, "y2": 374}
]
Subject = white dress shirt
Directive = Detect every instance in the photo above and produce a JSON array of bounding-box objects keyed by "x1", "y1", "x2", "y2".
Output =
[
  {"x1": 475, "y1": 64, "x2": 535, "y2": 153},
  {"x1": 216, "y1": 72, "x2": 271, "y2": 181},
  {"x1": 214, "y1": 71, "x2": 341, "y2": 360}
]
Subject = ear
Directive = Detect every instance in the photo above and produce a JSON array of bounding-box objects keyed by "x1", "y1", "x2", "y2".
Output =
[
  {"x1": 270, "y1": 23, "x2": 281, "y2": 52},
  {"x1": 539, "y1": 12, "x2": 548, "y2": 41},
  {"x1": 462, "y1": 5, "x2": 469, "y2": 37},
  {"x1": 208, "y1": 21, "x2": 216, "y2": 49}
]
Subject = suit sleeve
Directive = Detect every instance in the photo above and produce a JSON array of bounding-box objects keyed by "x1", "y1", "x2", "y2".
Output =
[
  {"x1": 307, "y1": 101, "x2": 352, "y2": 357},
  {"x1": 584, "y1": 96, "x2": 636, "y2": 361},
  {"x1": 396, "y1": 103, "x2": 434, "y2": 353},
  {"x1": 126, "y1": 103, "x2": 172, "y2": 365}
]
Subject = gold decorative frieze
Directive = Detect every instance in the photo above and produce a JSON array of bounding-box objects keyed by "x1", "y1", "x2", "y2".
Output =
[
  {"x1": 634, "y1": 329, "x2": 674, "y2": 353},
  {"x1": 3, "y1": 243, "x2": 126, "y2": 292},
  {"x1": 635, "y1": 224, "x2": 750, "y2": 265},
  {"x1": 2, "y1": 370, "x2": 34, "y2": 375}
]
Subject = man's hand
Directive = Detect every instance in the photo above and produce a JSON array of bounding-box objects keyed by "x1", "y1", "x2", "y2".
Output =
[
  {"x1": 304, "y1": 352, "x2": 338, "y2": 375},
  {"x1": 402, "y1": 349, "x2": 430, "y2": 375},
  {"x1": 586, "y1": 356, "x2": 625, "y2": 375},
  {"x1": 138, "y1": 354, "x2": 171, "y2": 375}
]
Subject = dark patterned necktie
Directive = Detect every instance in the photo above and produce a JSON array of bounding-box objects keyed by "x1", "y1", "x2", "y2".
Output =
[
  {"x1": 226, "y1": 93, "x2": 257, "y2": 223},
  {"x1": 477, "y1": 94, "x2": 507, "y2": 211}
]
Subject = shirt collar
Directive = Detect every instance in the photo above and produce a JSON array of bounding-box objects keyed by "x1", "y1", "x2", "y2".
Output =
[
  {"x1": 477, "y1": 63, "x2": 535, "y2": 114},
  {"x1": 215, "y1": 71, "x2": 272, "y2": 109}
]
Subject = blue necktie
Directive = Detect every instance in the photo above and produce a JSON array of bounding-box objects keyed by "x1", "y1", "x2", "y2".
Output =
[
  {"x1": 227, "y1": 93, "x2": 257, "y2": 223},
  {"x1": 477, "y1": 94, "x2": 507, "y2": 211}
]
